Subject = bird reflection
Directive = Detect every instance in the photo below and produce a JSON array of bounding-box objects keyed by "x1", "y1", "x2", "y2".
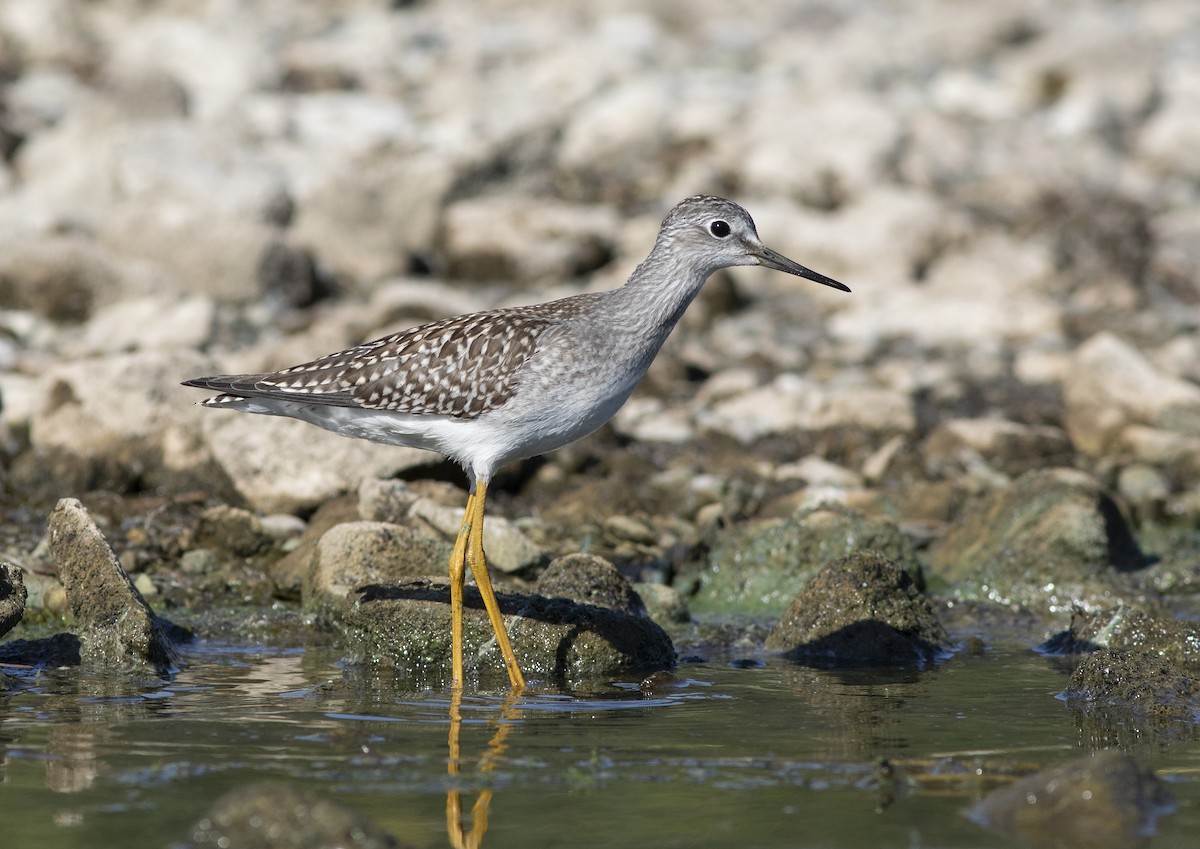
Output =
[{"x1": 445, "y1": 687, "x2": 523, "y2": 849}]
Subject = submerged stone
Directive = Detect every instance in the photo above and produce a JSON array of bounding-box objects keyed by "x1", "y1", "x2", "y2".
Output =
[
  {"x1": 765, "y1": 550, "x2": 948, "y2": 666},
  {"x1": 181, "y1": 780, "x2": 407, "y2": 849},
  {"x1": 968, "y1": 751, "x2": 1175, "y2": 849},
  {"x1": 696, "y1": 503, "x2": 921, "y2": 616},
  {"x1": 345, "y1": 578, "x2": 675, "y2": 685}
]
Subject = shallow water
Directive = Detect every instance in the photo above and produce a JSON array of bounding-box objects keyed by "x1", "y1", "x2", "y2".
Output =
[{"x1": 3, "y1": 639, "x2": 1199, "y2": 849}]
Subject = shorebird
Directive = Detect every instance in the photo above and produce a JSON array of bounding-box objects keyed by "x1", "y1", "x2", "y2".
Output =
[{"x1": 185, "y1": 195, "x2": 849, "y2": 689}]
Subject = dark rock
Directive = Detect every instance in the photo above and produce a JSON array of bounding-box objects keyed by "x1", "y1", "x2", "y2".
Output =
[
  {"x1": 925, "y1": 468, "x2": 1144, "y2": 612},
  {"x1": 535, "y1": 553, "x2": 646, "y2": 616},
  {"x1": 0, "y1": 632, "x2": 83, "y2": 669},
  {"x1": 345, "y1": 579, "x2": 675, "y2": 685},
  {"x1": 0, "y1": 561, "x2": 27, "y2": 638},
  {"x1": 303, "y1": 521, "x2": 452, "y2": 625},
  {"x1": 765, "y1": 551, "x2": 948, "y2": 666},
  {"x1": 181, "y1": 781, "x2": 408, "y2": 849},
  {"x1": 968, "y1": 750, "x2": 1175, "y2": 849},
  {"x1": 696, "y1": 504, "x2": 921, "y2": 616},
  {"x1": 1062, "y1": 647, "x2": 1199, "y2": 722},
  {"x1": 46, "y1": 498, "x2": 177, "y2": 675}
]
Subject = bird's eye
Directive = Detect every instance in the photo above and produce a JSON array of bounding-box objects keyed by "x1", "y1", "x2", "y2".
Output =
[{"x1": 709, "y1": 220, "x2": 731, "y2": 238}]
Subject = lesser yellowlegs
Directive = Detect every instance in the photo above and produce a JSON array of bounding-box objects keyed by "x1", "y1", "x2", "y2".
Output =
[{"x1": 184, "y1": 195, "x2": 850, "y2": 689}]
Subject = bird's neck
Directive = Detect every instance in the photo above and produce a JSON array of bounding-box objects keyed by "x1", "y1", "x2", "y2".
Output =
[{"x1": 613, "y1": 248, "x2": 712, "y2": 342}]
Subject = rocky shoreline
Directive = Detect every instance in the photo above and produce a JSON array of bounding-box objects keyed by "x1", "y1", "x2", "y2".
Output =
[{"x1": 1, "y1": 0, "x2": 1200, "y2": 839}]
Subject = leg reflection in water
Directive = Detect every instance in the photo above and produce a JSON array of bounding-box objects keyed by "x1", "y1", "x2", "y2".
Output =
[{"x1": 446, "y1": 688, "x2": 523, "y2": 849}]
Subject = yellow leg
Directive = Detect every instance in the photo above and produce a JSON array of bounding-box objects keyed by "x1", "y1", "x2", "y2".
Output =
[
  {"x1": 448, "y1": 492, "x2": 474, "y2": 691},
  {"x1": 465, "y1": 480, "x2": 526, "y2": 690}
]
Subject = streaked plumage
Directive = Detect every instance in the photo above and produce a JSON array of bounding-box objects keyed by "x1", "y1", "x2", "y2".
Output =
[{"x1": 185, "y1": 195, "x2": 849, "y2": 689}]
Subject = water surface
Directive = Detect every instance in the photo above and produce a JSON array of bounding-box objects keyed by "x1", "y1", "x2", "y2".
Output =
[{"x1": 3, "y1": 640, "x2": 1198, "y2": 848}]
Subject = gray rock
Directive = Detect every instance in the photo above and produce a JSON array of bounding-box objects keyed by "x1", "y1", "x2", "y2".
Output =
[
  {"x1": 696, "y1": 504, "x2": 921, "y2": 616},
  {"x1": 181, "y1": 781, "x2": 407, "y2": 849},
  {"x1": 765, "y1": 551, "x2": 948, "y2": 666},
  {"x1": 346, "y1": 579, "x2": 675, "y2": 685},
  {"x1": 632, "y1": 582, "x2": 690, "y2": 626},
  {"x1": 291, "y1": 150, "x2": 457, "y2": 281},
  {"x1": 193, "y1": 505, "x2": 276, "y2": 560},
  {"x1": 922, "y1": 417, "x2": 1073, "y2": 481},
  {"x1": 303, "y1": 521, "x2": 452, "y2": 624},
  {"x1": 46, "y1": 498, "x2": 176, "y2": 674}
]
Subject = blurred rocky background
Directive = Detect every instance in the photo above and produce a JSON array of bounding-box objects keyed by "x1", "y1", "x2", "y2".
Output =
[{"x1": 0, "y1": 0, "x2": 1198, "y2": 654}]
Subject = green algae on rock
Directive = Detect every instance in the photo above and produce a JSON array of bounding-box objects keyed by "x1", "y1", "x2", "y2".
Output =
[
  {"x1": 925, "y1": 468, "x2": 1145, "y2": 612},
  {"x1": 695, "y1": 503, "x2": 920, "y2": 617}
]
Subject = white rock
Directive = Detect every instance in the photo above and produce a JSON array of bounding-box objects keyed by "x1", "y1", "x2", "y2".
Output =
[
  {"x1": 1064, "y1": 332, "x2": 1200, "y2": 456},
  {"x1": 695, "y1": 374, "x2": 826, "y2": 444},
  {"x1": 30, "y1": 349, "x2": 213, "y2": 459},
  {"x1": 69, "y1": 295, "x2": 214, "y2": 356},
  {"x1": 439, "y1": 196, "x2": 618, "y2": 284},
  {"x1": 197, "y1": 413, "x2": 436, "y2": 515}
]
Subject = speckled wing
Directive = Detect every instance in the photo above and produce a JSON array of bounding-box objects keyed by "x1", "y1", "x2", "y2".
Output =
[{"x1": 185, "y1": 308, "x2": 553, "y2": 419}]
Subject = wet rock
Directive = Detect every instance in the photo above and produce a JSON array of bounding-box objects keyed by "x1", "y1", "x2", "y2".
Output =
[
  {"x1": 46, "y1": 498, "x2": 176, "y2": 674},
  {"x1": 181, "y1": 781, "x2": 407, "y2": 849},
  {"x1": 696, "y1": 504, "x2": 920, "y2": 616},
  {"x1": 968, "y1": 750, "x2": 1174, "y2": 849},
  {"x1": 1039, "y1": 605, "x2": 1200, "y2": 667},
  {"x1": 535, "y1": 553, "x2": 646, "y2": 617},
  {"x1": 438, "y1": 196, "x2": 617, "y2": 284},
  {"x1": 924, "y1": 468, "x2": 1144, "y2": 612},
  {"x1": 1064, "y1": 332, "x2": 1200, "y2": 457},
  {"x1": 345, "y1": 580, "x2": 675, "y2": 685},
  {"x1": 1062, "y1": 648, "x2": 1199, "y2": 722},
  {"x1": 304, "y1": 521, "x2": 452, "y2": 625},
  {"x1": 0, "y1": 561, "x2": 27, "y2": 638},
  {"x1": 765, "y1": 551, "x2": 948, "y2": 666}
]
